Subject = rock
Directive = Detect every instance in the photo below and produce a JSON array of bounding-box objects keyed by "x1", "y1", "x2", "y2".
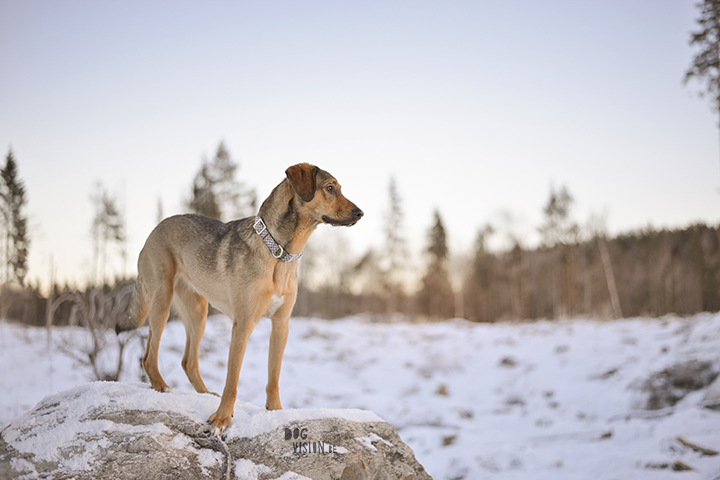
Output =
[
  {"x1": 0, "y1": 382, "x2": 431, "y2": 480},
  {"x1": 640, "y1": 359, "x2": 719, "y2": 410},
  {"x1": 702, "y1": 375, "x2": 720, "y2": 410}
]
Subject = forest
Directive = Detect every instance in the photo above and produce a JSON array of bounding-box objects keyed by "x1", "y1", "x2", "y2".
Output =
[{"x1": 0, "y1": 144, "x2": 718, "y2": 330}]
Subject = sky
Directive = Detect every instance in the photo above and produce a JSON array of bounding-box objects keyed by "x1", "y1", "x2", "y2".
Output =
[{"x1": 0, "y1": 0, "x2": 719, "y2": 287}]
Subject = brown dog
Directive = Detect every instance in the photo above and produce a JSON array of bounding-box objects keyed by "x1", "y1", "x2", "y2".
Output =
[{"x1": 116, "y1": 163, "x2": 363, "y2": 435}]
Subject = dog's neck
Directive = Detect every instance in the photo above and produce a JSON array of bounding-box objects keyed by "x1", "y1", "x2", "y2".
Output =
[{"x1": 258, "y1": 179, "x2": 320, "y2": 256}]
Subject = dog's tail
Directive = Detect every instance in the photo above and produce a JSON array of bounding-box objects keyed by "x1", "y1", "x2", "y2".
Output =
[{"x1": 116, "y1": 279, "x2": 149, "y2": 334}]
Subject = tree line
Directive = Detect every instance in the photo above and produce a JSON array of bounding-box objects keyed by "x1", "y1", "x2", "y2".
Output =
[
  {"x1": 291, "y1": 181, "x2": 720, "y2": 322},
  {"x1": 0, "y1": 142, "x2": 720, "y2": 325},
  {"x1": 0, "y1": 144, "x2": 718, "y2": 328}
]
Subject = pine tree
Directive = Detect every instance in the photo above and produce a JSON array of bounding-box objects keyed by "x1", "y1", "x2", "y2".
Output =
[
  {"x1": 417, "y1": 210, "x2": 454, "y2": 319},
  {"x1": 186, "y1": 142, "x2": 257, "y2": 221},
  {"x1": 685, "y1": 0, "x2": 720, "y2": 113},
  {"x1": 0, "y1": 149, "x2": 30, "y2": 285},
  {"x1": 188, "y1": 161, "x2": 221, "y2": 219},
  {"x1": 685, "y1": 0, "x2": 720, "y2": 183}
]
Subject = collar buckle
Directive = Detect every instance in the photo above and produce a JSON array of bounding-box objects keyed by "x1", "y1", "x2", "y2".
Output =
[
  {"x1": 253, "y1": 216, "x2": 302, "y2": 263},
  {"x1": 253, "y1": 217, "x2": 267, "y2": 235}
]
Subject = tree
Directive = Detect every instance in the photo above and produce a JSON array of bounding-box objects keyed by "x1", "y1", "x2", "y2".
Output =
[
  {"x1": 416, "y1": 210, "x2": 454, "y2": 319},
  {"x1": 90, "y1": 182, "x2": 125, "y2": 285},
  {"x1": 465, "y1": 224, "x2": 495, "y2": 322},
  {"x1": 685, "y1": 0, "x2": 720, "y2": 183},
  {"x1": 381, "y1": 177, "x2": 408, "y2": 314},
  {"x1": 685, "y1": 0, "x2": 720, "y2": 114},
  {"x1": 538, "y1": 185, "x2": 580, "y2": 317},
  {"x1": 188, "y1": 160, "x2": 221, "y2": 219},
  {"x1": 186, "y1": 142, "x2": 257, "y2": 221},
  {"x1": 538, "y1": 185, "x2": 579, "y2": 248},
  {"x1": 0, "y1": 149, "x2": 30, "y2": 285}
]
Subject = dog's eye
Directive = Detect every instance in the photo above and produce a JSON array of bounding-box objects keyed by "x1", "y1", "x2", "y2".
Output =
[{"x1": 326, "y1": 185, "x2": 334, "y2": 194}]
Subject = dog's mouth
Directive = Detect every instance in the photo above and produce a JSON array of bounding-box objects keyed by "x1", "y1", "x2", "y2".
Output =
[
  {"x1": 322, "y1": 209, "x2": 363, "y2": 227},
  {"x1": 322, "y1": 215, "x2": 356, "y2": 227}
]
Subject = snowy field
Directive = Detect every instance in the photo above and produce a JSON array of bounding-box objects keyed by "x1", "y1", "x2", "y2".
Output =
[{"x1": 2, "y1": 312, "x2": 720, "y2": 480}]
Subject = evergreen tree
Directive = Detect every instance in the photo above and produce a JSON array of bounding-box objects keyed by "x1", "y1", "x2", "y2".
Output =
[
  {"x1": 186, "y1": 142, "x2": 257, "y2": 221},
  {"x1": 685, "y1": 0, "x2": 720, "y2": 114},
  {"x1": 188, "y1": 161, "x2": 221, "y2": 219},
  {"x1": 685, "y1": 0, "x2": 720, "y2": 182},
  {"x1": 0, "y1": 149, "x2": 30, "y2": 285},
  {"x1": 417, "y1": 210, "x2": 454, "y2": 319}
]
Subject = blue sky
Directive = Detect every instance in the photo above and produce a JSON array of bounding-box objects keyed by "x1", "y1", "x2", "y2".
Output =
[{"x1": 1, "y1": 0, "x2": 718, "y2": 286}]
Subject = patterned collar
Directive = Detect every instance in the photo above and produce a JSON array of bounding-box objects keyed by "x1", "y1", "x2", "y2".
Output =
[{"x1": 253, "y1": 216, "x2": 303, "y2": 263}]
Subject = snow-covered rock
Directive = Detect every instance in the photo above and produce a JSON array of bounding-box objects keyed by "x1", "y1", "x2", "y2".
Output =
[{"x1": 0, "y1": 382, "x2": 431, "y2": 480}]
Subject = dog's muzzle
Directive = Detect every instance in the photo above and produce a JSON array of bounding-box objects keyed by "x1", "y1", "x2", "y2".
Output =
[{"x1": 323, "y1": 208, "x2": 364, "y2": 226}]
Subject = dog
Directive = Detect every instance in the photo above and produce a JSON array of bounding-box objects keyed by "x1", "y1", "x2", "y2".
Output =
[{"x1": 116, "y1": 163, "x2": 363, "y2": 435}]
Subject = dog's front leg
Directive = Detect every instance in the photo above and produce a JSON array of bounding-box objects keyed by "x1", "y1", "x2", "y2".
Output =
[
  {"x1": 208, "y1": 317, "x2": 256, "y2": 436},
  {"x1": 266, "y1": 299, "x2": 294, "y2": 410}
]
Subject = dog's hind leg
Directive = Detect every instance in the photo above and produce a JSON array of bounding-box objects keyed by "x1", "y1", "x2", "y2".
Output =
[
  {"x1": 173, "y1": 277, "x2": 215, "y2": 395},
  {"x1": 142, "y1": 277, "x2": 174, "y2": 393}
]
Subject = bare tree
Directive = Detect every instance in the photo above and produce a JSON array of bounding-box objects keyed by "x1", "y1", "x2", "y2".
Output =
[
  {"x1": 587, "y1": 213, "x2": 622, "y2": 319},
  {"x1": 90, "y1": 182, "x2": 125, "y2": 285},
  {"x1": 49, "y1": 284, "x2": 136, "y2": 381},
  {"x1": 538, "y1": 185, "x2": 579, "y2": 248},
  {"x1": 539, "y1": 185, "x2": 580, "y2": 317},
  {"x1": 381, "y1": 177, "x2": 409, "y2": 315}
]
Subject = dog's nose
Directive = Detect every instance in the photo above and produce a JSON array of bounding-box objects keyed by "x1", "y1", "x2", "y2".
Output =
[{"x1": 352, "y1": 208, "x2": 364, "y2": 220}]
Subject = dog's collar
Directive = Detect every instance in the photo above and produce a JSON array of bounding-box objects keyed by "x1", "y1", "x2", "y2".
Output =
[{"x1": 253, "y1": 216, "x2": 303, "y2": 263}]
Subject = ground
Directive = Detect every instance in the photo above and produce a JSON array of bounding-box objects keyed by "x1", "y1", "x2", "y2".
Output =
[{"x1": 1, "y1": 312, "x2": 720, "y2": 479}]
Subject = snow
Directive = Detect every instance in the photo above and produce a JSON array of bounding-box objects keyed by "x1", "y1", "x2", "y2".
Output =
[
  {"x1": 197, "y1": 448, "x2": 224, "y2": 476},
  {"x1": 2, "y1": 312, "x2": 720, "y2": 479},
  {"x1": 233, "y1": 459, "x2": 273, "y2": 480},
  {"x1": 355, "y1": 433, "x2": 393, "y2": 452}
]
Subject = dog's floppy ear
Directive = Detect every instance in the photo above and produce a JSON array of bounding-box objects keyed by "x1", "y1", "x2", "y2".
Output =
[{"x1": 285, "y1": 163, "x2": 319, "y2": 202}]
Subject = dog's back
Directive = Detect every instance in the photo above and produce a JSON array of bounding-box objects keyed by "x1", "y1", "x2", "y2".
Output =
[{"x1": 117, "y1": 214, "x2": 256, "y2": 332}]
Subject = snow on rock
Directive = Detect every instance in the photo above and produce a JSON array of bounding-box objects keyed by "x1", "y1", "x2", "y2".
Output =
[{"x1": 0, "y1": 381, "x2": 430, "y2": 480}]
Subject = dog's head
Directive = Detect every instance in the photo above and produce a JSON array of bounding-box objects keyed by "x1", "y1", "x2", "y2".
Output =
[{"x1": 286, "y1": 163, "x2": 363, "y2": 227}]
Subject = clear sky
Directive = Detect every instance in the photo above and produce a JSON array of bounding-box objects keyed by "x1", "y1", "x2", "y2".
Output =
[{"x1": 1, "y1": 0, "x2": 718, "y2": 287}]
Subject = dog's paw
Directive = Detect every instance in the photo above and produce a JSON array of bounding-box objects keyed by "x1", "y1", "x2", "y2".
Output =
[
  {"x1": 207, "y1": 391, "x2": 221, "y2": 398},
  {"x1": 265, "y1": 397, "x2": 283, "y2": 411},
  {"x1": 150, "y1": 384, "x2": 173, "y2": 393},
  {"x1": 207, "y1": 412, "x2": 231, "y2": 436}
]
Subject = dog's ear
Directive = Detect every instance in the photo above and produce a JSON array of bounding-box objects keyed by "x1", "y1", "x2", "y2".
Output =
[{"x1": 285, "y1": 163, "x2": 319, "y2": 202}]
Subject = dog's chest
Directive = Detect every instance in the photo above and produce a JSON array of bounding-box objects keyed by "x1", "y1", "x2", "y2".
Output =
[{"x1": 265, "y1": 293, "x2": 285, "y2": 318}]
